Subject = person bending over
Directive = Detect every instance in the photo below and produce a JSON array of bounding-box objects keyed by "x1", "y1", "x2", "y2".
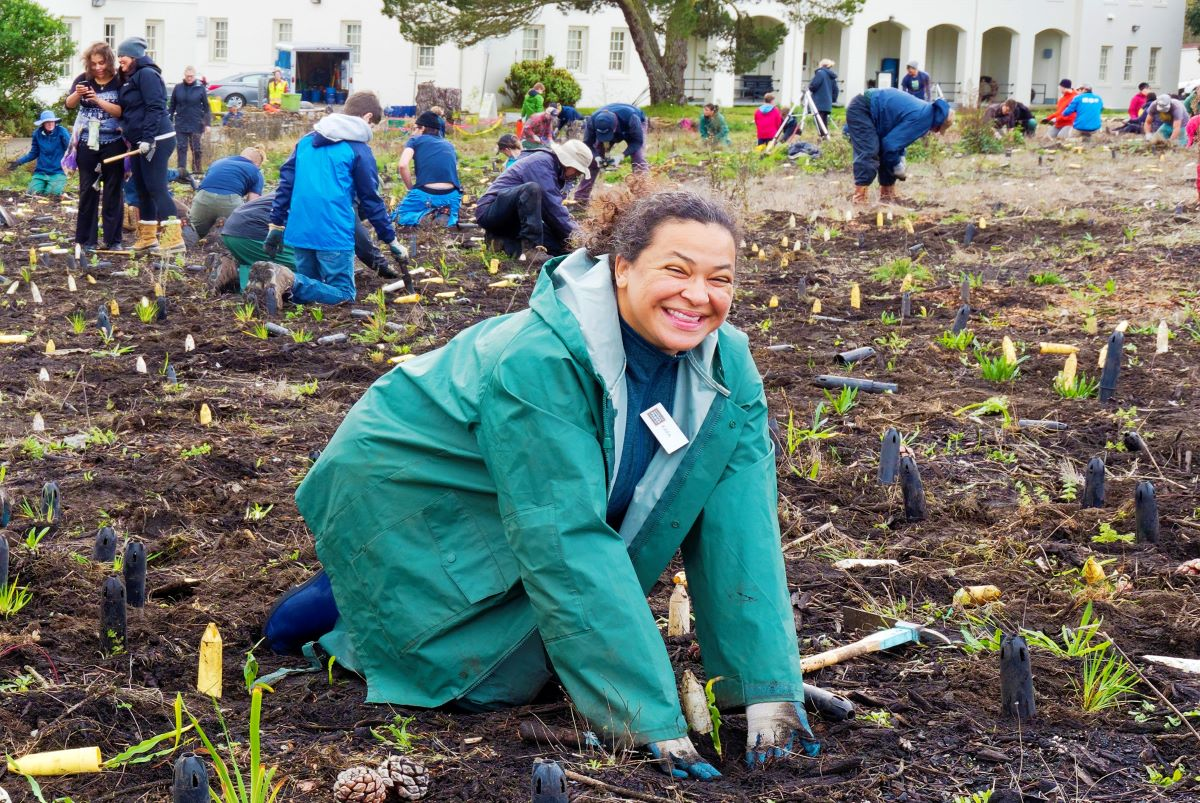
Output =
[{"x1": 845, "y1": 87, "x2": 952, "y2": 205}]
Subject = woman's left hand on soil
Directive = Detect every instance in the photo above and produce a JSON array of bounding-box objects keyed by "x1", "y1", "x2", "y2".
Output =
[{"x1": 744, "y1": 702, "x2": 821, "y2": 766}]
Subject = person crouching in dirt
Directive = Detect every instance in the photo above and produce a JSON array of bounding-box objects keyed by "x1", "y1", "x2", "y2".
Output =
[
  {"x1": 575, "y1": 103, "x2": 649, "y2": 204},
  {"x1": 246, "y1": 90, "x2": 403, "y2": 313},
  {"x1": 206, "y1": 192, "x2": 396, "y2": 294},
  {"x1": 8, "y1": 111, "x2": 71, "y2": 196},
  {"x1": 845, "y1": 87, "x2": 952, "y2": 205},
  {"x1": 393, "y1": 111, "x2": 462, "y2": 228},
  {"x1": 996, "y1": 99, "x2": 1037, "y2": 137},
  {"x1": 474, "y1": 139, "x2": 591, "y2": 267},
  {"x1": 1144, "y1": 95, "x2": 1189, "y2": 146},
  {"x1": 264, "y1": 184, "x2": 821, "y2": 780},
  {"x1": 189, "y1": 147, "x2": 264, "y2": 239},
  {"x1": 699, "y1": 104, "x2": 731, "y2": 147}
]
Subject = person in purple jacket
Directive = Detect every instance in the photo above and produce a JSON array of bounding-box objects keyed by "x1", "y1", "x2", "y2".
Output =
[{"x1": 474, "y1": 140, "x2": 592, "y2": 267}]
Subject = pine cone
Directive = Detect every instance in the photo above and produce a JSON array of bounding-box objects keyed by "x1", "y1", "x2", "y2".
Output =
[
  {"x1": 333, "y1": 766, "x2": 388, "y2": 803},
  {"x1": 377, "y1": 755, "x2": 430, "y2": 800}
]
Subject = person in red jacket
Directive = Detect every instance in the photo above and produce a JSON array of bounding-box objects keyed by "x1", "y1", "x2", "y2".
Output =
[
  {"x1": 1043, "y1": 79, "x2": 1077, "y2": 139},
  {"x1": 754, "y1": 92, "x2": 783, "y2": 146},
  {"x1": 1128, "y1": 82, "x2": 1152, "y2": 119}
]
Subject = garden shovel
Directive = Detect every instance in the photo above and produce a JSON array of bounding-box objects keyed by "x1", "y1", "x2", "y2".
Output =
[{"x1": 801, "y1": 607, "x2": 955, "y2": 673}]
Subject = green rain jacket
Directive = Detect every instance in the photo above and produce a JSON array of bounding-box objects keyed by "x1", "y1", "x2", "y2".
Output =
[{"x1": 295, "y1": 248, "x2": 804, "y2": 744}]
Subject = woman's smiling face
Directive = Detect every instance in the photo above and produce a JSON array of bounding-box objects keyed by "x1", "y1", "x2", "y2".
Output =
[{"x1": 613, "y1": 219, "x2": 736, "y2": 355}]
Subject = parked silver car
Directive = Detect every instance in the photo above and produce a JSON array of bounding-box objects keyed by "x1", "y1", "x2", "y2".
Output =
[{"x1": 206, "y1": 72, "x2": 272, "y2": 109}]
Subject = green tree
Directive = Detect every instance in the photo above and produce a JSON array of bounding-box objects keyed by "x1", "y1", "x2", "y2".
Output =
[
  {"x1": 1188, "y1": 0, "x2": 1200, "y2": 37},
  {"x1": 380, "y1": 0, "x2": 865, "y2": 106},
  {"x1": 0, "y1": 0, "x2": 74, "y2": 133}
]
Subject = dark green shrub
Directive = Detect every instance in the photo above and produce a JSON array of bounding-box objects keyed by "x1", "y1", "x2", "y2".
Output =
[
  {"x1": 954, "y1": 107, "x2": 1005, "y2": 155},
  {"x1": 0, "y1": 0, "x2": 74, "y2": 134},
  {"x1": 502, "y1": 57, "x2": 581, "y2": 108}
]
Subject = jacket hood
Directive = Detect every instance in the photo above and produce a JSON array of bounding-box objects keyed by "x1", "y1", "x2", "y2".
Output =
[
  {"x1": 930, "y1": 98, "x2": 950, "y2": 130},
  {"x1": 314, "y1": 114, "x2": 373, "y2": 145},
  {"x1": 820, "y1": 67, "x2": 838, "y2": 79},
  {"x1": 131, "y1": 56, "x2": 161, "y2": 74},
  {"x1": 758, "y1": 104, "x2": 776, "y2": 113}
]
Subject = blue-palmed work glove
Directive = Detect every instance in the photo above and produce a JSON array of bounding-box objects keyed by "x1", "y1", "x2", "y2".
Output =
[
  {"x1": 744, "y1": 701, "x2": 821, "y2": 766},
  {"x1": 263, "y1": 224, "x2": 284, "y2": 258},
  {"x1": 647, "y1": 736, "x2": 722, "y2": 781},
  {"x1": 387, "y1": 240, "x2": 408, "y2": 262}
]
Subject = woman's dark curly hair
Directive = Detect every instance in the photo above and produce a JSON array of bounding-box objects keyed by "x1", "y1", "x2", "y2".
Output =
[{"x1": 577, "y1": 174, "x2": 739, "y2": 264}]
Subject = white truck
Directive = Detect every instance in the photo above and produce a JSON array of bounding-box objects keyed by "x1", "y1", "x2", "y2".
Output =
[{"x1": 274, "y1": 42, "x2": 354, "y2": 106}]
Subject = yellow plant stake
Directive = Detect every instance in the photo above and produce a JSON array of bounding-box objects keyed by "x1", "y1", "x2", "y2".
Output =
[
  {"x1": 811, "y1": 298, "x2": 822, "y2": 314},
  {"x1": 680, "y1": 670, "x2": 712, "y2": 735},
  {"x1": 7, "y1": 746, "x2": 102, "y2": 776},
  {"x1": 67, "y1": 274, "x2": 77, "y2": 292},
  {"x1": 903, "y1": 218, "x2": 914, "y2": 235},
  {"x1": 44, "y1": 339, "x2": 55, "y2": 355},
  {"x1": 1097, "y1": 344, "x2": 1107, "y2": 369},
  {"x1": 28, "y1": 246, "x2": 37, "y2": 266},
  {"x1": 153, "y1": 282, "x2": 165, "y2": 297},
  {"x1": 1060, "y1": 353, "x2": 1078, "y2": 386},
  {"x1": 780, "y1": 235, "x2": 788, "y2": 248},
  {"x1": 768, "y1": 295, "x2": 779, "y2": 308},
  {"x1": 394, "y1": 293, "x2": 422, "y2": 303},
  {"x1": 979, "y1": 216, "x2": 988, "y2": 230},
  {"x1": 197, "y1": 622, "x2": 223, "y2": 698},
  {"x1": 1039, "y1": 342, "x2": 1078, "y2": 355},
  {"x1": 788, "y1": 214, "x2": 796, "y2": 229},
  {"x1": 876, "y1": 211, "x2": 883, "y2": 229},
  {"x1": 849, "y1": 283, "x2": 861, "y2": 310},
  {"x1": 29, "y1": 282, "x2": 42, "y2": 304},
  {"x1": 1084, "y1": 316, "x2": 1098, "y2": 335},
  {"x1": 1001, "y1": 336, "x2": 1017, "y2": 366},
  {"x1": 899, "y1": 273, "x2": 914, "y2": 293},
  {"x1": 757, "y1": 249, "x2": 766, "y2": 261},
  {"x1": 667, "y1": 583, "x2": 691, "y2": 636},
  {"x1": 109, "y1": 299, "x2": 120, "y2": 316},
  {"x1": 780, "y1": 257, "x2": 789, "y2": 268},
  {"x1": 1155, "y1": 320, "x2": 1168, "y2": 354},
  {"x1": 199, "y1": 403, "x2": 212, "y2": 426},
  {"x1": 1081, "y1": 556, "x2": 1106, "y2": 585},
  {"x1": 488, "y1": 258, "x2": 499, "y2": 274}
]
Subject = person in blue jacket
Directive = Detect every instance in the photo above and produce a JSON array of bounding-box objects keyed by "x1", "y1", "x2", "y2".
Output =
[
  {"x1": 8, "y1": 111, "x2": 71, "y2": 196},
  {"x1": 190, "y1": 147, "x2": 264, "y2": 238},
  {"x1": 807, "y1": 59, "x2": 839, "y2": 137},
  {"x1": 393, "y1": 111, "x2": 462, "y2": 227},
  {"x1": 845, "y1": 88, "x2": 953, "y2": 204},
  {"x1": 1061, "y1": 84, "x2": 1103, "y2": 139},
  {"x1": 250, "y1": 91, "x2": 404, "y2": 313},
  {"x1": 169, "y1": 66, "x2": 210, "y2": 176},
  {"x1": 575, "y1": 103, "x2": 648, "y2": 204},
  {"x1": 555, "y1": 104, "x2": 584, "y2": 140},
  {"x1": 117, "y1": 37, "x2": 183, "y2": 252},
  {"x1": 901, "y1": 61, "x2": 931, "y2": 101},
  {"x1": 474, "y1": 139, "x2": 592, "y2": 266}
]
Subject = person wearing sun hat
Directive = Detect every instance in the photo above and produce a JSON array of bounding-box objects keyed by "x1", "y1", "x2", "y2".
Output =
[
  {"x1": 474, "y1": 139, "x2": 591, "y2": 266},
  {"x1": 8, "y1": 110, "x2": 71, "y2": 196}
]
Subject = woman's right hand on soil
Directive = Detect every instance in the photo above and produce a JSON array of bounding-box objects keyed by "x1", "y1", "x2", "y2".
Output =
[{"x1": 646, "y1": 736, "x2": 721, "y2": 781}]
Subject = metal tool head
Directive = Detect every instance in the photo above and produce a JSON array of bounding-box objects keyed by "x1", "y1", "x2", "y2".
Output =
[{"x1": 841, "y1": 606, "x2": 955, "y2": 647}]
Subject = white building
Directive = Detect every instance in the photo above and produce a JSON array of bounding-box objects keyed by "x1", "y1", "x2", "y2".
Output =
[{"x1": 38, "y1": 0, "x2": 1186, "y2": 110}]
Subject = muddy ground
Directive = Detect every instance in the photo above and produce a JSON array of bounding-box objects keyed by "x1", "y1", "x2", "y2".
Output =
[{"x1": 2, "y1": 138, "x2": 1200, "y2": 803}]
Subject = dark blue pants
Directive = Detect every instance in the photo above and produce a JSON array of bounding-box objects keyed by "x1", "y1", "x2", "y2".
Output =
[
  {"x1": 476, "y1": 182, "x2": 567, "y2": 255},
  {"x1": 131, "y1": 135, "x2": 178, "y2": 221},
  {"x1": 845, "y1": 94, "x2": 895, "y2": 187}
]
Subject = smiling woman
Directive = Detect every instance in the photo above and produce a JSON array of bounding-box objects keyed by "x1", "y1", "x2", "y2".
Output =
[{"x1": 264, "y1": 183, "x2": 820, "y2": 782}]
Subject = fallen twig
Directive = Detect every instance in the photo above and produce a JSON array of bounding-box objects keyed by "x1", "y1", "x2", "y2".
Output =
[{"x1": 563, "y1": 770, "x2": 675, "y2": 803}]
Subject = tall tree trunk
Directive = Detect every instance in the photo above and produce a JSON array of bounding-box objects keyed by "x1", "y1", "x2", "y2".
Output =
[{"x1": 612, "y1": 0, "x2": 686, "y2": 104}]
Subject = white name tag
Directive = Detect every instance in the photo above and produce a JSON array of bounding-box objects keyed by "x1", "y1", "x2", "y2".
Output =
[{"x1": 640, "y1": 403, "x2": 689, "y2": 454}]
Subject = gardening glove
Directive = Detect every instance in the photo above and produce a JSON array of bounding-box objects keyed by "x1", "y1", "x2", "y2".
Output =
[
  {"x1": 892, "y1": 157, "x2": 908, "y2": 181},
  {"x1": 137, "y1": 140, "x2": 155, "y2": 161},
  {"x1": 5, "y1": 160, "x2": 18, "y2": 171},
  {"x1": 263, "y1": 224, "x2": 285, "y2": 258},
  {"x1": 387, "y1": 239, "x2": 409, "y2": 262},
  {"x1": 745, "y1": 702, "x2": 821, "y2": 767},
  {"x1": 646, "y1": 736, "x2": 722, "y2": 781}
]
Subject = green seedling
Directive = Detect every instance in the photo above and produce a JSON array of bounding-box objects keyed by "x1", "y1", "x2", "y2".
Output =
[
  {"x1": 23, "y1": 527, "x2": 49, "y2": 554},
  {"x1": 1054, "y1": 372, "x2": 1099, "y2": 399},
  {"x1": 293, "y1": 380, "x2": 318, "y2": 397},
  {"x1": 954, "y1": 396, "x2": 1014, "y2": 429},
  {"x1": 309, "y1": 307, "x2": 324, "y2": 323},
  {"x1": 704, "y1": 676, "x2": 724, "y2": 757},
  {"x1": 67, "y1": 311, "x2": 87, "y2": 334},
  {"x1": 365, "y1": 288, "x2": 387, "y2": 312},
  {"x1": 873, "y1": 330, "x2": 910, "y2": 353},
  {"x1": 290, "y1": 328, "x2": 313, "y2": 344},
  {"x1": 861, "y1": 710, "x2": 894, "y2": 728},
  {"x1": 959, "y1": 271, "x2": 983, "y2": 289},
  {"x1": 182, "y1": 688, "x2": 285, "y2": 803},
  {"x1": 372, "y1": 715, "x2": 418, "y2": 753},
  {"x1": 879, "y1": 311, "x2": 900, "y2": 325},
  {"x1": 234, "y1": 303, "x2": 257, "y2": 325},
  {"x1": 1030, "y1": 271, "x2": 1064, "y2": 286},
  {"x1": 936, "y1": 329, "x2": 975, "y2": 351},
  {"x1": 244, "y1": 503, "x2": 274, "y2": 522},
  {"x1": 1093, "y1": 522, "x2": 1134, "y2": 544},
  {"x1": 783, "y1": 403, "x2": 837, "y2": 455},
  {"x1": 976, "y1": 349, "x2": 1026, "y2": 382},
  {"x1": 0, "y1": 577, "x2": 32, "y2": 617},
  {"x1": 870, "y1": 257, "x2": 931, "y2": 285},
  {"x1": 1076, "y1": 647, "x2": 1141, "y2": 712},
  {"x1": 180, "y1": 443, "x2": 212, "y2": 459},
  {"x1": 953, "y1": 791, "x2": 993, "y2": 803},
  {"x1": 1145, "y1": 764, "x2": 1190, "y2": 788},
  {"x1": 20, "y1": 266, "x2": 34, "y2": 283},
  {"x1": 1020, "y1": 602, "x2": 1110, "y2": 658},
  {"x1": 134, "y1": 298, "x2": 157, "y2": 324},
  {"x1": 823, "y1": 385, "x2": 859, "y2": 416}
]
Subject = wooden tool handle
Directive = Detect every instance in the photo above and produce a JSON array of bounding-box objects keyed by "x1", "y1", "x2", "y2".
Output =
[
  {"x1": 802, "y1": 629, "x2": 894, "y2": 672},
  {"x1": 102, "y1": 148, "x2": 141, "y2": 165}
]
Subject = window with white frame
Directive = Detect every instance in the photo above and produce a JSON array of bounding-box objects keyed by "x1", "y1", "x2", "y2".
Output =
[
  {"x1": 60, "y1": 17, "x2": 80, "y2": 78},
  {"x1": 342, "y1": 21, "x2": 362, "y2": 65},
  {"x1": 1123, "y1": 46, "x2": 1135, "y2": 82},
  {"x1": 566, "y1": 27, "x2": 587, "y2": 71},
  {"x1": 608, "y1": 29, "x2": 627, "y2": 72},
  {"x1": 210, "y1": 18, "x2": 228, "y2": 62},
  {"x1": 144, "y1": 20, "x2": 162, "y2": 62},
  {"x1": 273, "y1": 19, "x2": 293, "y2": 46},
  {"x1": 1148, "y1": 47, "x2": 1160, "y2": 82},
  {"x1": 521, "y1": 27, "x2": 543, "y2": 61},
  {"x1": 417, "y1": 45, "x2": 436, "y2": 69},
  {"x1": 103, "y1": 19, "x2": 122, "y2": 49},
  {"x1": 1098, "y1": 46, "x2": 1111, "y2": 81}
]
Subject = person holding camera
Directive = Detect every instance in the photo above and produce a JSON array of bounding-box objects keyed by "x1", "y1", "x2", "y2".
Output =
[{"x1": 65, "y1": 42, "x2": 126, "y2": 250}]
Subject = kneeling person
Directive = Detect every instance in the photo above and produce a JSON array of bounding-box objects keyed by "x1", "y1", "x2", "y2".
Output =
[
  {"x1": 394, "y1": 111, "x2": 462, "y2": 227},
  {"x1": 190, "y1": 148, "x2": 264, "y2": 238},
  {"x1": 474, "y1": 140, "x2": 591, "y2": 267}
]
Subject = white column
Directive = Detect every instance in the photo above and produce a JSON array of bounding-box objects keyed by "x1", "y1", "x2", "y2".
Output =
[
  {"x1": 1012, "y1": 31, "x2": 1031, "y2": 105},
  {"x1": 965, "y1": 32, "x2": 984, "y2": 106},
  {"x1": 711, "y1": 45, "x2": 735, "y2": 107},
  {"x1": 904, "y1": 27, "x2": 922, "y2": 70},
  {"x1": 779, "y1": 20, "x2": 804, "y2": 103},
  {"x1": 844, "y1": 19, "x2": 870, "y2": 96}
]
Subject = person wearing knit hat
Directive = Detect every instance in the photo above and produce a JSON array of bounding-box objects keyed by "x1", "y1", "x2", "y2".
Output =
[
  {"x1": 7, "y1": 110, "x2": 71, "y2": 196},
  {"x1": 1042, "y1": 79, "x2": 1077, "y2": 138},
  {"x1": 902, "y1": 61, "x2": 930, "y2": 101},
  {"x1": 393, "y1": 110, "x2": 462, "y2": 227},
  {"x1": 117, "y1": 36, "x2": 184, "y2": 252}
]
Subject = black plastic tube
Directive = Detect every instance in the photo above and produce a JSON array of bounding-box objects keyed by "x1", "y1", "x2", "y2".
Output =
[
  {"x1": 813, "y1": 375, "x2": 898, "y2": 394},
  {"x1": 1017, "y1": 419, "x2": 1068, "y2": 431},
  {"x1": 803, "y1": 682, "x2": 855, "y2": 721},
  {"x1": 834, "y1": 346, "x2": 876, "y2": 366},
  {"x1": 1099, "y1": 330, "x2": 1123, "y2": 402},
  {"x1": 93, "y1": 526, "x2": 117, "y2": 561},
  {"x1": 165, "y1": 365, "x2": 178, "y2": 385},
  {"x1": 100, "y1": 577, "x2": 126, "y2": 654},
  {"x1": 124, "y1": 542, "x2": 147, "y2": 608},
  {"x1": 1135, "y1": 481, "x2": 1159, "y2": 544},
  {"x1": 951, "y1": 304, "x2": 971, "y2": 334},
  {"x1": 1122, "y1": 431, "x2": 1146, "y2": 452},
  {"x1": 97, "y1": 307, "x2": 112, "y2": 338},
  {"x1": 155, "y1": 296, "x2": 169, "y2": 321},
  {"x1": 797, "y1": 276, "x2": 807, "y2": 298},
  {"x1": 1082, "y1": 457, "x2": 1105, "y2": 508},
  {"x1": 900, "y1": 456, "x2": 927, "y2": 522},
  {"x1": 173, "y1": 753, "x2": 210, "y2": 803},
  {"x1": 879, "y1": 428, "x2": 900, "y2": 484},
  {"x1": 0, "y1": 535, "x2": 8, "y2": 589},
  {"x1": 900, "y1": 291, "x2": 911, "y2": 318},
  {"x1": 532, "y1": 759, "x2": 568, "y2": 803},
  {"x1": 41, "y1": 481, "x2": 61, "y2": 525},
  {"x1": 963, "y1": 224, "x2": 977, "y2": 246},
  {"x1": 960, "y1": 275, "x2": 971, "y2": 303},
  {"x1": 0, "y1": 486, "x2": 9, "y2": 528},
  {"x1": 1000, "y1": 634, "x2": 1036, "y2": 721}
]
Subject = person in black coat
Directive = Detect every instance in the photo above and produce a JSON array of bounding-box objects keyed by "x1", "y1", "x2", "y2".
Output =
[
  {"x1": 169, "y1": 66, "x2": 209, "y2": 176},
  {"x1": 117, "y1": 37, "x2": 182, "y2": 252}
]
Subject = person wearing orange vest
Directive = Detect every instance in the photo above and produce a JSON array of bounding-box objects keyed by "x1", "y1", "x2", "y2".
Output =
[{"x1": 1042, "y1": 79, "x2": 1076, "y2": 139}]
